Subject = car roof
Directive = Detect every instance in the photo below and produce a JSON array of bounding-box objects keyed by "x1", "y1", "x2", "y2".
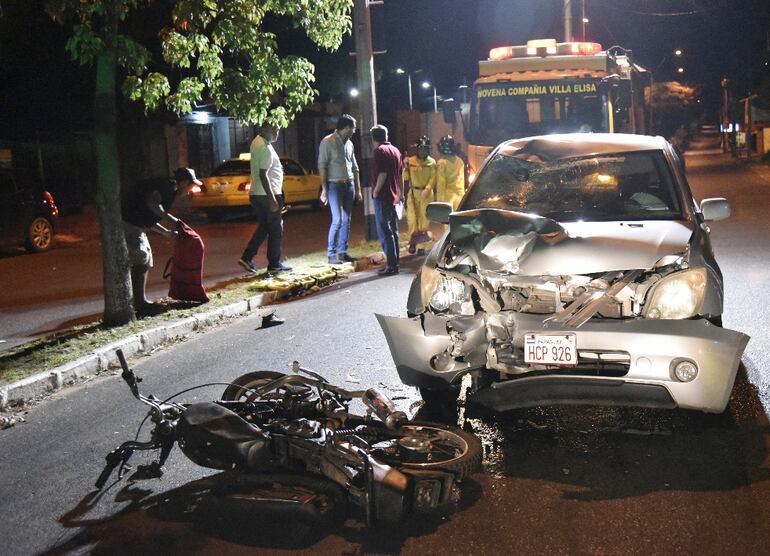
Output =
[
  {"x1": 225, "y1": 156, "x2": 293, "y2": 162},
  {"x1": 497, "y1": 133, "x2": 670, "y2": 160}
]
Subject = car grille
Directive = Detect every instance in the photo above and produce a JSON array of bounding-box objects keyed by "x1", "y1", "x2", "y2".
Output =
[{"x1": 541, "y1": 350, "x2": 630, "y2": 377}]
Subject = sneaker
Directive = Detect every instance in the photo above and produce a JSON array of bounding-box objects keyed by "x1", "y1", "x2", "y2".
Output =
[
  {"x1": 136, "y1": 302, "x2": 166, "y2": 317},
  {"x1": 238, "y1": 258, "x2": 258, "y2": 274},
  {"x1": 339, "y1": 253, "x2": 356, "y2": 263},
  {"x1": 328, "y1": 256, "x2": 343, "y2": 264},
  {"x1": 407, "y1": 245, "x2": 416, "y2": 255},
  {"x1": 267, "y1": 263, "x2": 292, "y2": 272},
  {"x1": 380, "y1": 267, "x2": 399, "y2": 276},
  {"x1": 262, "y1": 313, "x2": 285, "y2": 327}
]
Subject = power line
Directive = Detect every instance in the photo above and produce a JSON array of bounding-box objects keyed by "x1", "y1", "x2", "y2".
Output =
[{"x1": 591, "y1": 0, "x2": 741, "y2": 17}]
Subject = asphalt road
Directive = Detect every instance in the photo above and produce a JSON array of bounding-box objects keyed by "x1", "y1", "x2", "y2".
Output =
[
  {"x1": 0, "y1": 203, "x2": 365, "y2": 351},
  {"x1": 1, "y1": 139, "x2": 769, "y2": 554}
]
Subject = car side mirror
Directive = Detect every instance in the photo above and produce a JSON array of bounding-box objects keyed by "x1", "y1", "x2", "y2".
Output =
[
  {"x1": 426, "y1": 201, "x2": 452, "y2": 224},
  {"x1": 700, "y1": 198, "x2": 731, "y2": 221}
]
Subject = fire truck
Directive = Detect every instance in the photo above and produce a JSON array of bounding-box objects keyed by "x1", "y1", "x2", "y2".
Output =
[{"x1": 465, "y1": 38, "x2": 650, "y2": 179}]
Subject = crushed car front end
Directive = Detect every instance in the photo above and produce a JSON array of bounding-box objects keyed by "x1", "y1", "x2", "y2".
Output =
[{"x1": 378, "y1": 134, "x2": 749, "y2": 414}]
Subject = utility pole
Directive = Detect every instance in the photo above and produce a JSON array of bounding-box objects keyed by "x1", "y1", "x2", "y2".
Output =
[
  {"x1": 353, "y1": 0, "x2": 379, "y2": 241},
  {"x1": 563, "y1": 0, "x2": 572, "y2": 42}
]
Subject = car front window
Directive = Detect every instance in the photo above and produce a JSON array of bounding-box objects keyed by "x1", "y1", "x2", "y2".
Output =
[{"x1": 462, "y1": 150, "x2": 683, "y2": 221}]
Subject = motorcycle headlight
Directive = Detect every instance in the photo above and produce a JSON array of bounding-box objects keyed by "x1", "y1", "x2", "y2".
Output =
[
  {"x1": 644, "y1": 268, "x2": 707, "y2": 319},
  {"x1": 429, "y1": 276, "x2": 469, "y2": 312}
]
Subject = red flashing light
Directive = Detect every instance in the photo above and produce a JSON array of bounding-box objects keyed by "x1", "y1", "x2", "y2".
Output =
[
  {"x1": 238, "y1": 182, "x2": 251, "y2": 192},
  {"x1": 568, "y1": 42, "x2": 602, "y2": 56},
  {"x1": 489, "y1": 46, "x2": 514, "y2": 61},
  {"x1": 488, "y1": 40, "x2": 603, "y2": 61}
]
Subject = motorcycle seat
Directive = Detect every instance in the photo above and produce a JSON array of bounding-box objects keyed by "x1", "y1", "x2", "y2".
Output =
[{"x1": 176, "y1": 402, "x2": 273, "y2": 472}]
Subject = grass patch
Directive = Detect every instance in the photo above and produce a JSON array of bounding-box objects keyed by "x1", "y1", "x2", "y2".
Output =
[{"x1": 0, "y1": 238, "x2": 396, "y2": 387}]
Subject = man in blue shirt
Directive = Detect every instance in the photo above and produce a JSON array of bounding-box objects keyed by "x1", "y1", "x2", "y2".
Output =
[{"x1": 318, "y1": 114, "x2": 362, "y2": 264}]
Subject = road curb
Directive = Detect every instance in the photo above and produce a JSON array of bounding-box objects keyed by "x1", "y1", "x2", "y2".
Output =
[{"x1": 0, "y1": 274, "x2": 344, "y2": 411}]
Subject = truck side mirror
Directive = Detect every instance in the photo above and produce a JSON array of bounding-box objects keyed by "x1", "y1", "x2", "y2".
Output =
[
  {"x1": 442, "y1": 98, "x2": 458, "y2": 125},
  {"x1": 426, "y1": 201, "x2": 453, "y2": 224},
  {"x1": 700, "y1": 198, "x2": 731, "y2": 221}
]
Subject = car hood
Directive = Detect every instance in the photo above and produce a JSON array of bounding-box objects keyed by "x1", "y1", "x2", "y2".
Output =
[{"x1": 447, "y1": 209, "x2": 693, "y2": 275}]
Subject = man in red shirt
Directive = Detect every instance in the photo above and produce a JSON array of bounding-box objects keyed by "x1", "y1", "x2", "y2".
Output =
[{"x1": 370, "y1": 125, "x2": 404, "y2": 275}]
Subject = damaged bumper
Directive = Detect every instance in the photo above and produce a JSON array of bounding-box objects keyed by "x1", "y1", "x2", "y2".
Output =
[{"x1": 376, "y1": 313, "x2": 749, "y2": 413}]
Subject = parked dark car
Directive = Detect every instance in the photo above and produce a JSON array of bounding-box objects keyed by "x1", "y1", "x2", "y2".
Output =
[{"x1": 0, "y1": 168, "x2": 59, "y2": 252}]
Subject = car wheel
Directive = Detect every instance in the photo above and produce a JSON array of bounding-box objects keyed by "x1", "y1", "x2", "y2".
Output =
[{"x1": 25, "y1": 217, "x2": 54, "y2": 252}]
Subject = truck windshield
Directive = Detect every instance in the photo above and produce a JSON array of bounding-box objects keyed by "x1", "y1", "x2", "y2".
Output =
[
  {"x1": 469, "y1": 81, "x2": 608, "y2": 146},
  {"x1": 462, "y1": 150, "x2": 683, "y2": 222}
]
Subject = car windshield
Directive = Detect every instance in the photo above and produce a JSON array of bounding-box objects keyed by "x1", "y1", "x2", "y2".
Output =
[
  {"x1": 212, "y1": 160, "x2": 250, "y2": 176},
  {"x1": 462, "y1": 149, "x2": 683, "y2": 221}
]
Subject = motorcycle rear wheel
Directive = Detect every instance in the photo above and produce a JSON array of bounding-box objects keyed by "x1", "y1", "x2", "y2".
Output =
[{"x1": 372, "y1": 422, "x2": 482, "y2": 480}]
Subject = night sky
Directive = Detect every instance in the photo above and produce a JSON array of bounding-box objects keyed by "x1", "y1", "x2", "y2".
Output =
[{"x1": 1, "y1": 0, "x2": 769, "y2": 135}]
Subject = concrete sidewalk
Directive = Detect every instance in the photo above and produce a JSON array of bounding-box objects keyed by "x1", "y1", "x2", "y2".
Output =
[{"x1": 0, "y1": 256, "x2": 378, "y2": 415}]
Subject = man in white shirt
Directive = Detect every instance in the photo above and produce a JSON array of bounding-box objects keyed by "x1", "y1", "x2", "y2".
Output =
[{"x1": 238, "y1": 122, "x2": 292, "y2": 274}]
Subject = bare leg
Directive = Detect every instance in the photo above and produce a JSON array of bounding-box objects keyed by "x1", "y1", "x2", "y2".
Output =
[{"x1": 131, "y1": 264, "x2": 152, "y2": 311}]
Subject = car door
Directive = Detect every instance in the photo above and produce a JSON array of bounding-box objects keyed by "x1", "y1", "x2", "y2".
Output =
[
  {"x1": 281, "y1": 158, "x2": 316, "y2": 204},
  {"x1": 0, "y1": 171, "x2": 23, "y2": 245}
]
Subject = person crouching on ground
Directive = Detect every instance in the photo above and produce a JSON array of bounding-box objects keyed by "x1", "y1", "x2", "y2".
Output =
[
  {"x1": 238, "y1": 122, "x2": 292, "y2": 275},
  {"x1": 318, "y1": 114, "x2": 362, "y2": 264},
  {"x1": 122, "y1": 167, "x2": 200, "y2": 317},
  {"x1": 370, "y1": 124, "x2": 403, "y2": 276}
]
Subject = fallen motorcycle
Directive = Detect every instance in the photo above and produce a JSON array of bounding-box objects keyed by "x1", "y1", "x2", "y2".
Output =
[{"x1": 95, "y1": 349, "x2": 482, "y2": 525}]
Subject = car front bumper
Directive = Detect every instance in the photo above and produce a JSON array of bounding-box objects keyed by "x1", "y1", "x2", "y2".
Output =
[{"x1": 376, "y1": 313, "x2": 749, "y2": 413}]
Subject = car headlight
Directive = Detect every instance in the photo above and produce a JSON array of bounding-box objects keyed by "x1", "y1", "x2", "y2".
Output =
[
  {"x1": 644, "y1": 268, "x2": 707, "y2": 319},
  {"x1": 429, "y1": 276, "x2": 469, "y2": 312}
]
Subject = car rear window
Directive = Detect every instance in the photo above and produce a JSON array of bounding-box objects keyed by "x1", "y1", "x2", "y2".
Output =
[
  {"x1": 212, "y1": 160, "x2": 250, "y2": 176},
  {"x1": 463, "y1": 150, "x2": 683, "y2": 221}
]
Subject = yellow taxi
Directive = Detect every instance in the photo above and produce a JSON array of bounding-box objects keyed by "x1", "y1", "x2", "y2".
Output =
[{"x1": 190, "y1": 155, "x2": 321, "y2": 219}]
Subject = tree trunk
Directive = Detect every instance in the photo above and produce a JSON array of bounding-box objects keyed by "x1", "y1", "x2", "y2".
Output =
[{"x1": 94, "y1": 45, "x2": 134, "y2": 326}]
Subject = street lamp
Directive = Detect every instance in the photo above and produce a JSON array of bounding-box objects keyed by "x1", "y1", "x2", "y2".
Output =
[
  {"x1": 677, "y1": 67, "x2": 684, "y2": 74},
  {"x1": 674, "y1": 49, "x2": 683, "y2": 56},
  {"x1": 422, "y1": 81, "x2": 438, "y2": 112},
  {"x1": 349, "y1": 88, "x2": 360, "y2": 98},
  {"x1": 396, "y1": 67, "x2": 414, "y2": 110}
]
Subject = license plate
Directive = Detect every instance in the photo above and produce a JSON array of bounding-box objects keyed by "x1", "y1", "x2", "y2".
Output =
[
  {"x1": 524, "y1": 333, "x2": 577, "y2": 366},
  {"x1": 213, "y1": 182, "x2": 227, "y2": 193}
]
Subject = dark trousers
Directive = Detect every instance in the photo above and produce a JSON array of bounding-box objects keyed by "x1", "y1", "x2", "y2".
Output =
[
  {"x1": 241, "y1": 195, "x2": 283, "y2": 266},
  {"x1": 374, "y1": 197, "x2": 399, "y2": 269}
]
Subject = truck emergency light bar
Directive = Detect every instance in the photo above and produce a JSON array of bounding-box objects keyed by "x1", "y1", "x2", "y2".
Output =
[{"x1": 489, "y1": 39, "x2": 603, "y2": 61}]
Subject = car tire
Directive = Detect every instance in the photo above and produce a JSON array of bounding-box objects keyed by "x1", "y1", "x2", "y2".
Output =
[{"x1": 25, "y1": 217, "x2": 54, "y2": 252}]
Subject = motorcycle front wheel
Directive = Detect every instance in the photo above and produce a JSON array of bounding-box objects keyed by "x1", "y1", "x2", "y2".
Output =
[
  {"x1": 370, "y1": 423, "x2": 482, "y2": 480},
  {"x1": 221, "y1": 370, "x2": 288, "y2": 402}
]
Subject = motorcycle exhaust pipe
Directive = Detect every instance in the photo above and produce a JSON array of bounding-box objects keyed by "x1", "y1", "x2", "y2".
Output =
[{"x1": 362, "y1": 388, "x2": 408, "y2": 429}]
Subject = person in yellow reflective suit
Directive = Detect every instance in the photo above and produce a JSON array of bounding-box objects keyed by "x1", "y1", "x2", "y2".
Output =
[
  {"x1": 403, "y1": 136, "x2": 436, "y2": 254},
  {"x1": 435, "y1": 135, "x2": 466, "y2": 210}
]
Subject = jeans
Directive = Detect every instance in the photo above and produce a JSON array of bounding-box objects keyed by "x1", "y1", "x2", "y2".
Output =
[
  {"x1": 374, "y1": 197, "x2": 399, "y2": 269},
  {"x1": 241, "y1": 195, "x2": 283, "y2": 267},
  {"x1": 327, "y1": 181, "x2": 354, "y2": 258}
]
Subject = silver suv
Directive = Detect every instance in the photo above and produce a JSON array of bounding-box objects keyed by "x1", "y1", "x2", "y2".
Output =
[{"x1": 378, "y1": 134, "x2": 749, "y2": 414}]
